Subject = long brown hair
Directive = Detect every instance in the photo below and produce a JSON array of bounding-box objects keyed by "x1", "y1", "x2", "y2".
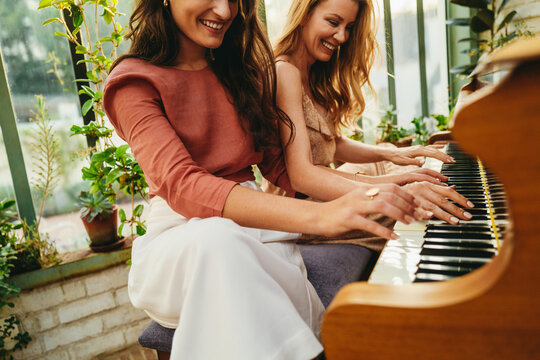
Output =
[
  {"x1": 113, "y1": 0, "x2": 293, "y2": 149},
  {"x1": 274, "y1": 0, "x2": 378, "y2": 134}
]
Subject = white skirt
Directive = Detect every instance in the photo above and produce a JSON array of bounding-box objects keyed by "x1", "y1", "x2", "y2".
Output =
[{"x1": 128, "y1": 181, "x2": 325, "y2": 360}]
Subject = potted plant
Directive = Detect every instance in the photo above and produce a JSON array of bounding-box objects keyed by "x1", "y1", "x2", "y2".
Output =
[
  {"x1": 77, "y1": 191, "x2": 121, "y2": 251},
  {"x1": 40, "y1": 0, "x2": 149, "y2": 245}
]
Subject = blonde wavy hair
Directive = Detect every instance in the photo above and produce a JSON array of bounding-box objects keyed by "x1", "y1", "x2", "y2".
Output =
[{"x1": 274, "y1": 0, "x2": 378, "y2": 134}]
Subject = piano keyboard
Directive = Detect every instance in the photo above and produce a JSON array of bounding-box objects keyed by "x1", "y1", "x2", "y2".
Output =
[{"x1": 369, "y1": 143, "x2": 508, "y2": 285}]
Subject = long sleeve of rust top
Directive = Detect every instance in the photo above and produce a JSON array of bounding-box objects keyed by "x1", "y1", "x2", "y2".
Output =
[{"x1": 103, "y1": 58, "x2": 293, "y2": 219}]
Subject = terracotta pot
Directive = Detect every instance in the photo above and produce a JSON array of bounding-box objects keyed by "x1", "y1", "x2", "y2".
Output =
[{"x1": 81, "y1": 205, "x2": 118, "y2": 248}]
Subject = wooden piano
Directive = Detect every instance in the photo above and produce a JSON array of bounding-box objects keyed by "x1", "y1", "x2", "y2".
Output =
[{"x1": 321, "y1": 37, "x2": 540, "y2": 359}]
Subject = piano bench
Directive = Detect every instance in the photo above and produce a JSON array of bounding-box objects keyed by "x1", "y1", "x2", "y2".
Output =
[{"x1": 138, "y1": 243, "x2": 375, "y2": 358}]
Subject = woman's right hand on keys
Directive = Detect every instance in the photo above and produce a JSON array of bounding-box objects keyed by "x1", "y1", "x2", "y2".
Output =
[
  {"x1": 403, "y1": 181, "x2": 474, "y2": 224},
  {"x1": 316, "y1": 183, "x2": 419, "y2": 240}
]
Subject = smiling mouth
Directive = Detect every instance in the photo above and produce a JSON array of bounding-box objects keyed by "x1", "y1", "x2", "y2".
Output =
[
  {"x1": 321, "y1": 40, "x2": 336, "y2": 51},
  {"x1": 200, "y1": 19, "x2": 225, "y2": 31}
]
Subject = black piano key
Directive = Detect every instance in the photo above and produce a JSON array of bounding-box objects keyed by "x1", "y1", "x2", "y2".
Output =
[
  {"x1": 424, "y1": 231, "x2": 493, "y2": 239},
  {"x1": 419, "y1": 258, "x2": 487, "y2": 269},
  {"x1": 424, "y1": 239, "x2": 495, "y2": 249},
  {"x1": 420, "y1": 246, "x2": 496, "y2": 258}
]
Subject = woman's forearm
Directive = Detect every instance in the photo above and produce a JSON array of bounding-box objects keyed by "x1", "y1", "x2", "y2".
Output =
[
  {"x1": 334, "y1": 136, "x2": 392, "y2": 163},
  {"x1": 287, "y1": 160, "x2": 363, "y2": 201},
  {"x1": 222, "y1": 185, "x2": 324, "y2": 234}
]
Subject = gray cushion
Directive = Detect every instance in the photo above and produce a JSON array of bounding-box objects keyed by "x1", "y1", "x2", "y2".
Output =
[
  {"x1": 138, "y1": 243, "x2": 374, "y2": 353},
  {"x1": 299, "y1": 243, "x2": 373, "y2": 307}
]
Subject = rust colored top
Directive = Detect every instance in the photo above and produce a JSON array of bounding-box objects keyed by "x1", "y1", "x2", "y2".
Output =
[{"x1": 103, "y1": 58, "x2": 292, "y2": 219}]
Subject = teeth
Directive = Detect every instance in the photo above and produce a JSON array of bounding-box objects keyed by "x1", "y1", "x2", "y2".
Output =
[
  {"x1": 201, "y1": 20, "x2": 224, "y2": 30},
  {"x1": 322, "y1": 40, "x2": 335, "y2": 51}
]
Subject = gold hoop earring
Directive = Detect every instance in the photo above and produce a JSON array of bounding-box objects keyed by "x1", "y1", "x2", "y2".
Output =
[{"x1": 163, "y1": 0, "x2": 168, "y2": 7}]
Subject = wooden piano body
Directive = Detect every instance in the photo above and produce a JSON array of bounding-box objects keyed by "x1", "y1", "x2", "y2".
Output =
[{"x1": 321, "y1": 38, "x2": 540, "y2": 359}]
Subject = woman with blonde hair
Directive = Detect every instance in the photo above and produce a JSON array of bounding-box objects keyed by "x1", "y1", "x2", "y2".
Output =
[{"x1": 272, "y1": 0, "x2": 474, "y2": 223}]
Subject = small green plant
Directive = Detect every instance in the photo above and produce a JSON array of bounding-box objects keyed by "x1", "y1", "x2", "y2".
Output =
[
  {"x1": 77, "y1": 191, "x2": 113, "y2": 222},
  {"x1": 0, "y1": 200, "x2": 32, "y2": 358},
  {"x1": 411, "y1": 117, "x2": 429, "y2": 146},
  {"x1": 377, "y1": 107, "x2": 411, "y2": 144},
  {"x1": 431, "y1": 114, "x2": 450, "y2": 131},
  {"x1": 82, "y1": 145, "x2": 147, "y2": 238},
  {"x1": 40, "y1": 0, "x2": 149, "y2": 240}
]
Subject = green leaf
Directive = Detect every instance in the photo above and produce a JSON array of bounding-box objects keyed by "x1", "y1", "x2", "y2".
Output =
[
  {"x1": 81, "y1": 99, "x2": 93, "y2": 116},
  {"x1": 497, "y1": 10, "x2": 517, "y2": 32},
  {"x1": 75, "y1": 45, "x2": 87, "y2": 54},
  {"x1": 53, "y1": 32, "x2": 69, "y2": 38},
  {"x1": 471, "y1": 9, "x2": 494, "y2": 33},
  {"x1": 119, "y1": 208, "x2": 127, "y2": 222},
  {"x1": 458, "y1": 37, "x2": 487, "y2": 43},
  {"x1": 450, "y1": 0, "x2": 489, "y2": 9},
  {"x1": 450, "y1": 64, "x2": 477, "y2": 75},
  {"x1": 91, "y1": 151, "x2": 113, "y2": 163},
  {"x1": 446, "y1": 18, "x2": 470, "y2": 26},
  {"x1": 136, "y1": 225, "x2": 146, "y2": 236},
  {"x1": 105, "y1": 168, "x2": 123, "y2": 185},
  {"x1": 38, "y1": 0, "x2": 53, "y2": 9},
  {"x1": 134, "y1": 204, "x2": 144, "y2": 217},
  {"x1": 115, "y1": 144, "x2": 130, "y2": 158},
  {"x1": 118, "y1": 223, "x2": 124, "y2": 237},
  {"x1": 72, "y1": 5, "x2": 83, "y2": 28},
  {"x1": 498, "y1": 0, "x2": 510, "y2": 14},
  {"x1": 42, "y1": 18, "x2": 60, "y2": 26}
]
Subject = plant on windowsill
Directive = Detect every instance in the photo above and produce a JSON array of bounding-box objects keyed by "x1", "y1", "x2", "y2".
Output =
[
  {"x1": 376, "y1": 107, "x2": 414, "y2": 147},
  {"x1": 447, "y1": 0, "x2": 535, "y2": 76},
  {"x1": 77, "y1": 191, "x2": 119, "y2": 251},
  {"x1": 0, "y1": 206, "x2": 32, "y2": 358},
  {"x1": 39, "y1": 0, "x2": 149, "y2": 245}
]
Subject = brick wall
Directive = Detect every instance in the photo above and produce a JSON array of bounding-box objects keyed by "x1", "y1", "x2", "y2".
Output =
[{"x1": 2, "y1": 264, "x2": 150, "y2": 359}]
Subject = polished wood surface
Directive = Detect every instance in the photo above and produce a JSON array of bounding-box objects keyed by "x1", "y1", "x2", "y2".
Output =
[{"x1": 321, "y1": 56, "x2": 540, "y2": 359}]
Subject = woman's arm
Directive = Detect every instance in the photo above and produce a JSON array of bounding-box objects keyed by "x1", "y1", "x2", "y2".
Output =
[
  {"x1": 334, "y1": 136, "x2": 455, "y2": 166},
  {"x1": 223, "y1": 184, "x2": 416, "y2": 239},
  {"x1": 275, "y1": 61, "x2": 376, "y2": 201}
]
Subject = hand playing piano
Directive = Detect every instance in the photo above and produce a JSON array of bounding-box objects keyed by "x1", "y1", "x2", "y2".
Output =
[
  {"x1": 318, "y1": 183, "x2": 419, "y2": 240},
  {"x1": 385, "y1": 145, "x2": 456, "y2": 167},
  {"x1": 403, "y1": 181, "x2": 474, "y2": 224}
]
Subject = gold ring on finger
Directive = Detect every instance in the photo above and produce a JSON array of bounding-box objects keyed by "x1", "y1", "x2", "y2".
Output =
[{"x1": 365, "y1": 187, "x2": 380, "y2": 200}]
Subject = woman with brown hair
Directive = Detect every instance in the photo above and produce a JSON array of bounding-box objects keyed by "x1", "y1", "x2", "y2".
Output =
[
  {"x1": 272, "y1": 0, "x2": 474, "y2": 224},
  {"x1": 103, "y1": 0, "x2": 419, "y2": 359}
]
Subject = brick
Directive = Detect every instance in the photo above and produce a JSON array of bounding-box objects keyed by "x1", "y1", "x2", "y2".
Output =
[
  {"x1": 43, "y1": 317, "x2": 102, "y2": 351},
  {"x1": 61, "y1": 280, "x2": 86, "y2": 302},
  {"x1": 114, "y1": 286, "x2": 130, "y2": 306},
  {"x1": 103, "y1": 304, "x2": 147, "y2": 330},
  {"x1": 85, "y1": 265, "x2": 130, "y2": 296},
  {"x1": 40, "y1": 349, "x2": 69, "y2": 360},
  {"x1": 57, "y1": 292, "x2": 115, "y2": 324},
  {"x1": 19, "y1": 285, "x2": 64, "y2": 313},
  {"x1": 124, "y1": 319, "x2": 152, "y2": 345},
  {"x1": 67, "y1": 329, "x2": 125, "y2": 359},
  {"x1": 19, "y1": 314, "x2": 40, "y2": 334},
  {"x1": 35, "y1": 309, "x2": 57, "y2": 331}
]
